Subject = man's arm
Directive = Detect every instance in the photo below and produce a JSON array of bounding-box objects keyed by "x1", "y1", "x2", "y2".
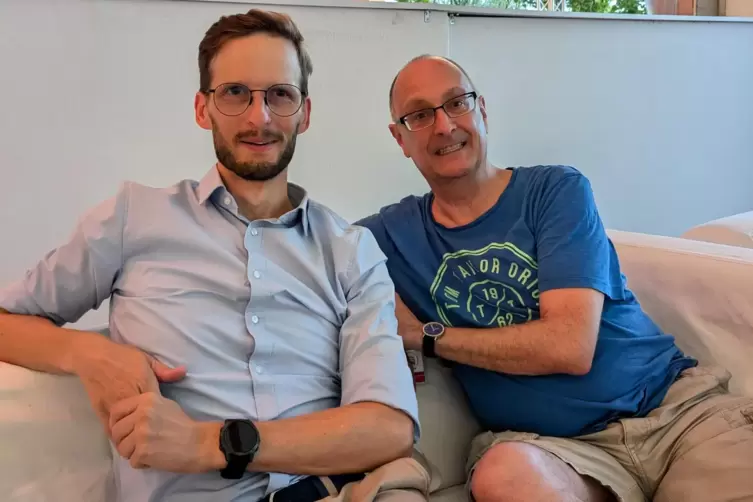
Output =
[
  {"x1": 202, "y1": 402, "x2": 412, "y2": 475},
  {"x1": 109, "y1": 226, "x2": 418, "y2": 475},
  {"x1": 0, "y1": 185, "x2": 185, "y2": 433},
  {"x1": 109, "y1": 394, "x2": 413, "y2": 475},
  {"x1": 0, "y1": 190, "x2": 125, "y2": 374},
  {"x1": 251, "y1": 227, "x2": 417, "y2": 473},
  {"x1": 397, "y1": 289, "x2": 602, "y2": 375},
  {"x1": 0, "y1": 308, "x2": 103, "y2": 375}
]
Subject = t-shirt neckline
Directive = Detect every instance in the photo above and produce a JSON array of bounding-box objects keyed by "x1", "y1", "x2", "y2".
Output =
[{"x1": 427, "y1": 167, "x2": 518, "y2": 232}]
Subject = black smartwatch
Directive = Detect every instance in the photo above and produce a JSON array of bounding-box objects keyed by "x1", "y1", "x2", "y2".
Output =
[
  {"x1": 219, "y1": 419, "x2": 260, "y2": 479},
  {"x1": 421, "y1": 321, "x2": 445, "y2": 358}
]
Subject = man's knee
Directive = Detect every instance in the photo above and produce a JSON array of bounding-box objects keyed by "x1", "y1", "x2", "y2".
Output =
[
  {"x1": 469, "y1": 441, "x2": 613, "y2": 502},
  {"x1": 470, "y1": 441, "x2": 559, "y2": 502}
]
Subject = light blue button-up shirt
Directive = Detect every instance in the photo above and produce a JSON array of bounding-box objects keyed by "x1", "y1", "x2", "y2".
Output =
[{"x1": 0, "y1": 166, "x2": 420, "y2": 502}]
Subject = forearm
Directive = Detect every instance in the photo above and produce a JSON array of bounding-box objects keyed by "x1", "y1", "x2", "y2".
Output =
[
  {"x1": 0, "y1": 309, "x2": 97, "y2": 375},
  {"x1": 435, "y1": 319, "x2": 592, "y2": 376},
  {"x1": 200, "y1": 402, "x2": 415, "y2": 475}
]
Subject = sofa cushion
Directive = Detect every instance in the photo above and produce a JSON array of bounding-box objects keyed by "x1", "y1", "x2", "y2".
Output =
[
  {"x1": 415, "y1": 358, "x2": 481, "y2": 493},
  {"x1": 429, "y1": 484, "x2": 468, "y2": 502},
  {"x1": 609, "y1": 230, "x2": 753, "y2": 397},
  {"x1": 681, "y1": 211, "x2": 753, "y2": 249},
  {"x1": 0, "y1": 362, "x2": 114, "y2": 501}
]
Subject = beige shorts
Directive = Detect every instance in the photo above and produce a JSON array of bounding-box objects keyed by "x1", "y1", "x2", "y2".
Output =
[{"x1": 466, "y1": 366, "x2": 753, "y2": 502}]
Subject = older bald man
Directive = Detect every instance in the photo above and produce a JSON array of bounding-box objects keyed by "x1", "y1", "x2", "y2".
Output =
[{"x1": 356, "y1": 54, "x2": 753, "y2": 502}]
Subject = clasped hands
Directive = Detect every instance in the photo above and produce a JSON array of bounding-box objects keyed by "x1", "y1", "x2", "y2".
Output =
[
  {"x1": 73, "y1": 333, "x2": 218, "y2": 473},
  {"x1": 108, "y1": 391, "x2": 220, "y2": 473}
]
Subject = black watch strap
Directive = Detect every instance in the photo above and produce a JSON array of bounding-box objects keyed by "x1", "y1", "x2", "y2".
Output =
[
  {"x1": 422, "y1": 333, "x2": 437, "y2": 359},
  {"x1": 220, "y1": 452, "x2": 251, "y2": 479}
]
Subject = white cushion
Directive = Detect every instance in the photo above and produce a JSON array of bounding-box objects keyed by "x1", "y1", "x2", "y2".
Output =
[
  {"x1": 681, "y1": 211, "x2": 753, "y2": 249},
  {"x1": 609, "y1": 230, "x2": 753, "y2": 397},
  {"x1": 415, "y1": 358, "x2": 481, "y2": 493},
  {"x1": 0, "y1": 362, "x2": 114, "y2": 501}
]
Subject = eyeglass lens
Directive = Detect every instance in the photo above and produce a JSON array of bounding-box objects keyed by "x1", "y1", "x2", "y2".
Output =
[
  {"x1": 404, "y1": 93, "x2": 476, "y2": 131},
  {"x1": 213, "y1": 83, "x2": 303, "y2": 117}
]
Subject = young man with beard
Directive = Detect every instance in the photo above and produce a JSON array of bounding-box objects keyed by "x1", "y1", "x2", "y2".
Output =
[
  {"x1": 0, "y1": 9, "x2": 424, "y2": 502},
  {"x1": 356, "y1": 54, "x2": 753, "y2": 502}
]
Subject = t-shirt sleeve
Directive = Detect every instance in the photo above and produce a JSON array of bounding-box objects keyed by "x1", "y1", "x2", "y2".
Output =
[{"x1": 533, "y1": 172, "x2": 625, "y2": 300}]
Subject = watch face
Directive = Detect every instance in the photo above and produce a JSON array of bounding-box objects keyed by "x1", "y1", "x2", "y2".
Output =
[
  {"x1": 423, "y1": 322, "x2": 444, "y2": 338},
  {"x1": 225, "y1": 420, "x2": 259, "y2": 455}
]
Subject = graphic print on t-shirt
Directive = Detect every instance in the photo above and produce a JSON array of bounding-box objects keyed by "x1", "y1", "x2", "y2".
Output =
[{"x1": 429, "y1": 242, "x2": 540, "y2": 328}]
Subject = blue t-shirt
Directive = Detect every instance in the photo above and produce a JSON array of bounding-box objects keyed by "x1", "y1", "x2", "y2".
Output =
[{"x1": 356, "y1": 165, "x2": 697, "y2": 438}]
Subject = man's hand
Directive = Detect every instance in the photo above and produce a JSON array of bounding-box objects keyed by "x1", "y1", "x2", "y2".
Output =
[
  {"x1": 71, "y1": 333, "x2": 186, "y2": 436},
  {"x1": 394, "y1": 294, "x2": 423, "y2": 351},
  {"x1": 109, "y1": 392, "x2": 222, "y2": 473}
]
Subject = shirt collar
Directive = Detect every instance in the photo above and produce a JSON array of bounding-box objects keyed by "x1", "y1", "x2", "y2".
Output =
[
  {"x1": 196, "y1": 164, "x2": 225, "y2": 205},
  {"x1": 195, "y1": 165, "x2": 311, "y2": 236}
]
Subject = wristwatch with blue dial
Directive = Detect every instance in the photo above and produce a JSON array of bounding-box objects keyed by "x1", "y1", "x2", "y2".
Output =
[{"x1": 422, "y1": 321, "x2": 445, "y2": 358}]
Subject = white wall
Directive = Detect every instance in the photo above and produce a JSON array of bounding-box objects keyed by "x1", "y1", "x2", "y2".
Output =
[
  {"x1": 450, "y1": 15, "x2": 753, "y2": 234},
  {"x1": 1, "y1": 0, "x2": 752, "y2": 329}
]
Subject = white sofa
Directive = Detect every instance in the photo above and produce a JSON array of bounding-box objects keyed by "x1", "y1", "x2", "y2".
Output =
[
  {"x1": 3, "y1": 229, "x2": 753, "y2": 502},
  {"x1": 681, "y1": 210, "x2": 753, "y2": 249}
]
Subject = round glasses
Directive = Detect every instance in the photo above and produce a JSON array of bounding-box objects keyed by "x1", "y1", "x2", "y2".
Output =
[
  {"x1": 397, "y1": 92, "x2": 477, "y2": 132},
  {"x1": 207, "y1": 83, "x2": 305, "y2": 117}
]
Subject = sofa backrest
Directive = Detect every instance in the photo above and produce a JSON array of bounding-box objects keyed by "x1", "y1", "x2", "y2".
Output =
[
  {"x1": 608, "y1": 230, "x2": 753, "y2": 397},
  {"x1": 681, "y1": 211, "x2": 753, "y2": 249}
]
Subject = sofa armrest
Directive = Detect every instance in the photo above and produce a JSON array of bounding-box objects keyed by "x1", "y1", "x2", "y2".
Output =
[
  {"x1": 681, "y1": 211, "x2": 753, "y2": 249},
  {"x1": 0, "y1": 362, "x2": 114, "y2": 501}
]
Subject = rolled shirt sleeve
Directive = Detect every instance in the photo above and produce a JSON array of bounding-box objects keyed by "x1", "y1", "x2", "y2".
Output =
[
  {"x1": 0, "y1": 184, "x2": 126, "y2": 325},
  {"x1": 338, "y1": 227, "x2": 421, "y2": 442}
]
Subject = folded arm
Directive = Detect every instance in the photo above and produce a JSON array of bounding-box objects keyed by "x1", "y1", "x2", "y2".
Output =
[
  {"x1": 247, "y1": 229, "x2": 418, "y2": 473},
  {"x1": 244, "y1": 235, "x2": 418, "y2": 472},
  {"x1": 433, "y1": 287, "x2": 603, "y2": 375},
  {"x1": 192, "y1": 402, "x2": 413, "y2": 475}
]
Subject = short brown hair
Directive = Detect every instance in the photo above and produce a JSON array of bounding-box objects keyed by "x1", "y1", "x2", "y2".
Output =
[{"x1": 198, "y1": 9, "x2": 313, "y2": 95}]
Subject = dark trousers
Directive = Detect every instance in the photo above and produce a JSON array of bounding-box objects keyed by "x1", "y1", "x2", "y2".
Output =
[{"x1": 262, "y1": 473, "x2": 366, "y2": 502}]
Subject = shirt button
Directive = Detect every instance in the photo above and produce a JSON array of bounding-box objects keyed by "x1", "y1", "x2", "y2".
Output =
[
  {"x1": 223, "y1": 196, "x2": 232, "y2": 206},
  {"x1": 253, "y1": 270, "x2": 261, "y2": 279},
  {"x1": 250, "y1": 229, "x2": 258, "y2": 236},
  {"x1": 251, "y1": 315, "x2": 259, "y2": 324},
  {"x1": 256, "y1": 365, "x2": 264, "y2": 374}
]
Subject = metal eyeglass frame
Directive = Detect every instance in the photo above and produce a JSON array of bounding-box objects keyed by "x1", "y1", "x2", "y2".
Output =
[
  {"x1": 396, "y1": 91, "x2": 478, "y2": 131},
  {"x1": 205, "y1": 82, "x2": 307, "y2": 117}
]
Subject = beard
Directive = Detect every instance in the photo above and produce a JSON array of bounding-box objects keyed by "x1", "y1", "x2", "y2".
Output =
[{"x1": 211, "y1": 120, "x2": 299, "y2": 182}]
